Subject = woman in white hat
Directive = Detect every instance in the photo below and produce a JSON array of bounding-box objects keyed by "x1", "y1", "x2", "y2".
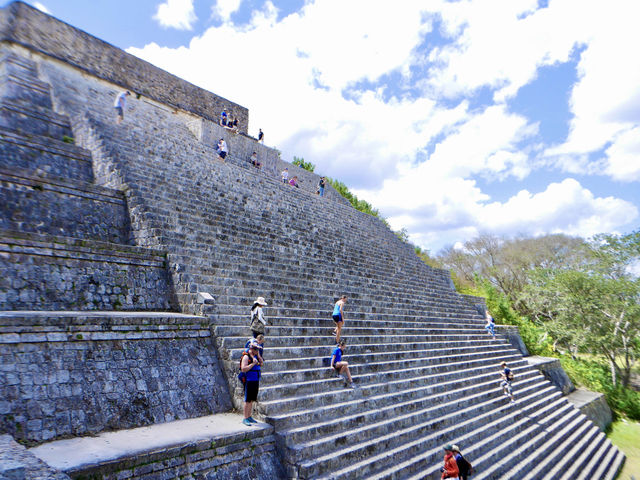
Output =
[{"x1": 250, "y1": 297, "x2": 268, "y2": 338}]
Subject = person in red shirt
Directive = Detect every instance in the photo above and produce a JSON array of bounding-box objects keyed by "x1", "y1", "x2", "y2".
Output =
[{"x1": 441, "y1": 444, "x2": 460, "y2": 479}]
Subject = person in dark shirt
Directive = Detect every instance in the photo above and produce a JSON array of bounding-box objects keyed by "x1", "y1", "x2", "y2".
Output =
[{"x1": 500, "y1": 361, "x2": 515, "y2": 403}]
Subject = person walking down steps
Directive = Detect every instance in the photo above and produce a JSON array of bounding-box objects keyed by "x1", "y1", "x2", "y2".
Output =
[
  {"x1": 330, "y1": 339, "x2": 355, "y2": 389},
  {"x1": 332, "y1": 295, "x2": 347, "y2": 343},
  {"x1": 452, "y1": 445, "x2": 473, "y2": 480},
  {"x1": 240, "y1": 343, "x2": 262, "y2": 426},
  {"x1": 484, "y1": 309, "x2": 496, "y2": 339},
  {"x1": 441, "y1": 444, "x2": 460, "y2": 480},
  {"x1": 113, "y1": 90, "x2": 130, "y2": 125},
  {"x1": 500, "y1": 361, "x2": 516, "y2": 403},
  {"x1": 250, "y1": 297, "x2": 268, "y2": 338}
]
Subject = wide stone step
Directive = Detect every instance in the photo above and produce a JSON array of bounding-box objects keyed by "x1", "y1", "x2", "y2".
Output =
[
  {"x1": 525, "y1": 422, "x2": 601, "y2": 480},
  {"x1": 277, "y1": 371, "x2": 542, "y2": 451},
  {"x1": 258, "y1": 363, "x2": 533, "y2": 419},
  {"x1": 221, "y1": 336, "x2": 504, "y2": 361},
  {"x1": 482, "y1": 411, "x2": 593, "y2": 479},
  {"x1": 214, "y1": 323, "x2": 489, "y2": 341},
  {"x1": 250, "y1": 347, "x2": 519, "y2": 387},
  {"x1": 217, "y1": 332, "x2": 496, "y2": 351},
  {"x1": 303, "y1": 383, "x2": 562, "y2": 479},
  {"x1": 0, "y1": 229, "x2": 172, "y2": 311},
  {"x1": 0, "y1": 167, "x2": 130, "y2": 244},
  {"x1": 216, "y1": 314, "x2": 486, "y2": 333},
  {"x1": 0, "y1": 98, "x2": 72, "y2": 139},
  {"x1": 396, "y1": 396, "x2": 575, "y2": 480},
  {"x1": 256, "y1": 354, "x2": 528, "y2": 403},
  {"x1": 226, "y1": 341, "x2": 511, "y2": 368},
  {"x1": 266, "y1": 367, "x2": 539, "y2": 430},
  {"x1": 0, "y1": 126, "x2": 94, "y2": 182},
  {"x1": 27, "y1": 413, "x2": 284, "y2": 479}
]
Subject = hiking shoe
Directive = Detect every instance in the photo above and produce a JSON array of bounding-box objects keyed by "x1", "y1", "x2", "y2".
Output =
[
  {"x1": 247, "y1": 416, "x2": 258, "y2": 424},
  {"x1": 242, "y1": 418, "x2": 253, "y2": 426}
]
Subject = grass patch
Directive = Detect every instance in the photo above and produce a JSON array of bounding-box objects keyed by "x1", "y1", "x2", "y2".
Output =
[{"x1": 608, "y1": 420, "x2": 640, "y2": 479}]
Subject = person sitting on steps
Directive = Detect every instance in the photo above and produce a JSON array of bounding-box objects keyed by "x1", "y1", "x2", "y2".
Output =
[
  {"x1": 330, "y1": 339, "x2": 355, "y2": 389},
  {"x1": 250, "y1": 151, "x2": 261, "y2": 169},
  {"x1": 289, "y1": 176, "x2": 299, "y2": 188}
]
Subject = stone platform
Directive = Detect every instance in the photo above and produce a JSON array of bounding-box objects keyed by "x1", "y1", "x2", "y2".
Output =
[{"x1": 29, "y1": 413, "x2": 283, "y2": 480}]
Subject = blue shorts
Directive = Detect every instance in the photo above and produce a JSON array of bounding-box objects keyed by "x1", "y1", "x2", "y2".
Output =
[
  {"x1": 332, "y1": 314, "x2": 343, "y2": 323},
  {"x1": 114, "y1": 106, "x2": 123, "y2": 118}
]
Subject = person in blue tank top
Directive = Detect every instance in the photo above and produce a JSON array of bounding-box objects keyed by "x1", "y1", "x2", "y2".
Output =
[
  {"x1": 330, "y1": 339, "x2": 355, "y2": 389},
  {"x1": 240, "y1": 344, "x2": 262, "y2": 425},
  {"x1": 332, "y1": 295, "x2": 347, "y2": 343}
]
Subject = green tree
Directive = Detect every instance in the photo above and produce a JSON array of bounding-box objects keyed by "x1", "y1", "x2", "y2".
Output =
[
  {"x1": 292, "y1": 156, "x2": 315, "y2": 172},
  {"x1": 522, "y1": 232, "x2": 640, "y2": 387}
]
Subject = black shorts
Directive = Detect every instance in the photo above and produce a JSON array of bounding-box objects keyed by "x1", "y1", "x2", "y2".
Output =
[
  {"x1": 219, "y1": 151, "x2": 227, "y2": 159},
  {"x1": 244, "y1": 380, "x2": 259, "y2": 402}
]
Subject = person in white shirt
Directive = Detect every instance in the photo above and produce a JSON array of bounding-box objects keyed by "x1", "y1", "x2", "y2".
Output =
[{"x1": 114, "y1": 90, "x2": 131, "y2": 125}]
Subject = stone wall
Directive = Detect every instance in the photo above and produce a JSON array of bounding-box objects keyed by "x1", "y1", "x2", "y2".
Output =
[
  {"x1": 0, "y1": 314, "x2": 232, "y2": 445},
  {"x1": 59, "y1": 426, "x2": 285, "y2": 480},
  {"x1": 0, "y1": 231, "x2": 172, "y2": 311},
  {"x1": 0, "y1": 128, "x2": 94, "y2": 183},
  {"x1": 526, "y1": 356, "x2": 575, "y2": 395},
  {"x1": 0, "y1": 434, "x2": 70, "y2": 480},
  {"x1": 0, "y1": 2, "x2": 248, "y2": 132},
  {"x1": 0, "y1": 170, "x2": 131, "y2": 244}
]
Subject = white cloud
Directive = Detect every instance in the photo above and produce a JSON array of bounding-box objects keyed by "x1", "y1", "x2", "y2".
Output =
[
  {"x1": 33, "y1": 2, "x2": 50, "y2": 14},
  {"x1": 127, "y1": 0, "x2": 639, "y2": 252},
  {"x1": 603, "y1": 127, "x2": 640, "y2": 182},
  {"x1": 543, "y1": 1, "x2": 640, "y2": 178},
  {"x1": 212, "y1": 0, "x2": 243, "y2": 23},
  {"x1": 153, "y1": 0, "x2": 197, "y2": 30}
]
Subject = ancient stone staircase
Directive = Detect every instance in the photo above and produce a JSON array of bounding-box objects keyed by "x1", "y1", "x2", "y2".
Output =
[{"x1": 0, "y1": 31, "x2": 625, "y2": 480}]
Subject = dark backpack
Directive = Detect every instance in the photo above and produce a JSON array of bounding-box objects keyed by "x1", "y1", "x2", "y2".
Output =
[{"x1": 457, "y1": 454, "x2": 473, "y2": 476}]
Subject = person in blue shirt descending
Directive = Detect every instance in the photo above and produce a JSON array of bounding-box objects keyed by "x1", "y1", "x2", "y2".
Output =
[{"x1": 330, "y1": 339, "x2": 355, "y2": 389}]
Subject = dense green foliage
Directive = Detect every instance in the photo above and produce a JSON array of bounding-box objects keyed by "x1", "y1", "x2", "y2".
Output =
[
  {"x1": 325, "y1": 177, "x2": 386, "y2": 221},
  {"x1": 438, "y1": 231, "x2": 640, "y2": 419},
  {"x1": 292, "y1": 156, "x2": 315, "y2": 172}
]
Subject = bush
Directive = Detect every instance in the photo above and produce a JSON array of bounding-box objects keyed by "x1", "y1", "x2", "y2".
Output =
[{"x1": 559, "y1": 355, "x2": 640, "y2": 420}]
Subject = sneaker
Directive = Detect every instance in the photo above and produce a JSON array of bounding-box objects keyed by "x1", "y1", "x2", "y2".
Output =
[
  {"x1": 346, "y1": 382, "x2": 356, "y2": 389},
  {"x1": 242, "y1": 418, "x2": 253, "y2": 426},
  {"x1": 504, "y1": 392, "x2": 510, "y2": 397},
  {"x1": 247, "y1": 416, "x2": 258, "y2": 424},
  {"x1": 511, "y1": 399, "x2": 516, "y2": 404}
]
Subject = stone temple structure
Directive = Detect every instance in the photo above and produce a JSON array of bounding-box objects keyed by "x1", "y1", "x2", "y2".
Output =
[{"x1": 0, "y1": 2, "x2": 625, "y2": 479}]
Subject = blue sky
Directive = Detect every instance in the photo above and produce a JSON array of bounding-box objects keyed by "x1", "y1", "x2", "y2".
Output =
[{"x1": 13, "y1": 0, "x2": 640, "y2": 253}]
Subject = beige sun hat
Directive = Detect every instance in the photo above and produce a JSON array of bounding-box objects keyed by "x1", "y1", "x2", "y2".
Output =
[
  {"x1": 255, "y1": 297, "x2": 268, "y2": 306},
  {"x1": 451, "y1": 445, "x2": 461, "y2": 453}
]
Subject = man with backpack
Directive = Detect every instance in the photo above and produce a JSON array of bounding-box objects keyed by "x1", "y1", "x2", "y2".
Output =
[
  {"x1": 452, "y1": 445, "x2": 473, "y2": 480},
  {"x1": 500, "y1": 361, "x2": 515, "y2": 403},
  {"x1": 240, "y1": 343, "x2": 262, "y2": 426}
]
